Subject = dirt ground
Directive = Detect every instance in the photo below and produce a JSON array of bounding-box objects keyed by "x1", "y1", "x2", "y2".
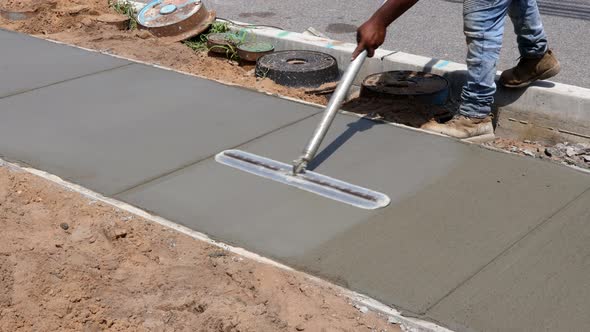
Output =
[{"x1": 0, "y1": 165, "x2": 400, "y2": 332}]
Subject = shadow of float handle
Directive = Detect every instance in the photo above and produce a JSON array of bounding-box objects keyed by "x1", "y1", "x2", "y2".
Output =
[{"x1": 292, "y1": 50, "x2": 368, "y2": 174}]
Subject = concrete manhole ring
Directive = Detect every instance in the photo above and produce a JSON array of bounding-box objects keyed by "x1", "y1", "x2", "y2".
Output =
[
  {"x1": 255, "y1": 50, "x2": 339, "y2": 88},
  {"x1": 361, "y1": 71, "x2": 449, "y2": 105}
]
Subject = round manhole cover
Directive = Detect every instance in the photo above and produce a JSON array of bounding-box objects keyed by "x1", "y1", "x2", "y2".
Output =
[
  {"x1": 361, "y1": 71, "x2": 449, "y2": 105},
  {"x1": 237, "y1": 42, "x2": 274, "y2": 62},
  {"x1": 137, "y1": 0, "x2": 216, "y2": 42},
  {"x1": 255, "y1": 50, "x2": 339, "y2": 88}
]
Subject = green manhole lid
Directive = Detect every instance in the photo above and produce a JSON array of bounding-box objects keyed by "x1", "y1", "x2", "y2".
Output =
[{"x1": 237, "y1": 42, "x2": 274, "y2": 53}]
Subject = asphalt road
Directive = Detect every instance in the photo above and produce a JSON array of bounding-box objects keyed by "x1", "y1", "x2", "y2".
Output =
[{"x1": 207, "y1": 0, "x2": 590, "y2": 88}]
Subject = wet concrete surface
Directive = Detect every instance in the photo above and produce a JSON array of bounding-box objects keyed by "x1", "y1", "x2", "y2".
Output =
[
  {"x1": 0, "y1": 28, "x2": 130, "y2": 98},
  {"x1": 3, "y1": 28, "x2": 590, "y2": 331},
  {"x1": 0, "y1": 31, "x2": 320, "y2": 194},
  {"x1": 0, "y1": 65, "x2": 319, "y2": 194},
  {"x1": 117, "y1": 115, "x2": 590, "y2": 318},
  {"x1": 428, "y1": 188, "x2": 590, "y2": 332}
]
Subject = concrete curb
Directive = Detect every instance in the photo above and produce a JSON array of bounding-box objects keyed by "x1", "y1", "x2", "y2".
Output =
[
  {"x1": 228, "y1": 23, "x2": 590, "y2": 141},
  {"x1": 0, "y1": 157, "x2": 453, "y2": 332}
]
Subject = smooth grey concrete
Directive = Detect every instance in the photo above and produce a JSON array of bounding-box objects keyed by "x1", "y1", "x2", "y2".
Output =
[
  {"x1": 117, "y1": 114, "x2": 590, "y2": 317},
  {"x1": 206, "y1": 0, "x2": 590, "y2": 88},
  {"x1": 0, "y1": 29, "x2": 130, "y2": 98},
  {"x1": 0, "y1": 64, "x2": 319, "y2": 195},
  {"x1": 428, "y1": 188, "x2": 590, "y2": 332}
]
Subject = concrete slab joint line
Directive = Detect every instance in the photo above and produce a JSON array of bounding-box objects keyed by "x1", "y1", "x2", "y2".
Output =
[
  {"x1": 427, "y1": 187, "x2": 590, "y2": 332},
  {"x1": 0, "y1": 157, "x2": 453, "y2": 332},
  {"x1": 0, "y1": 30, "x2": 327, "y2": 197},
  {"x1": 113, "y1": 111, "x2": 321, "y2": 197},
  {"x1": 0, "y1": 63, "x2": 133, "y2": 100},
  {"x1": 422, "y1": 186, "x2": 590, "y2": 315},
  {"x1": 116, "y1": 112, "x2": 590, "y2": 330},
  {"x1": 0, "y1": 27, "x2": 131, "y2": 98}
]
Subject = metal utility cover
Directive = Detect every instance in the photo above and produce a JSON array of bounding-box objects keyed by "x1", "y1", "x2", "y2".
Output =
[
  {"x1": 361, "y1": 71, "x2": 449, "y2": 105},
  {"x1": 256, "y1": 51, "x2": 339, "y2": 88},
  {"x1": 137, "y1": 0, "x2": 215, "y2": 42}
]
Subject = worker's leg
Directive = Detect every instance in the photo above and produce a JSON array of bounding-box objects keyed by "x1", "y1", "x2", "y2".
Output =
[
  {"x1": 422, "y1": 0, "x2": 509, "y2": 140},
  {"x1": 509, "y1": 0, "x2": 547, "y2": 57},
  {"x1": 459, "y1": 0, "x2": 510, "y2": 119},
  {"x1": 500, "y1": 0, "x2": 560, "y2": 87}
]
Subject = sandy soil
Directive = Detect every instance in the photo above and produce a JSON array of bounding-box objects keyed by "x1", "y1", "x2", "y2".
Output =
[{"x1": 0, "y1": 166, "x2": 400, "y2": 332}]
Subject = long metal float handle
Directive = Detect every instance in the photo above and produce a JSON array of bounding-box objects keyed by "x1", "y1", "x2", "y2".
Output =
[{"x1": 292, "y1": 50, "x2": 368, "y2": 174}]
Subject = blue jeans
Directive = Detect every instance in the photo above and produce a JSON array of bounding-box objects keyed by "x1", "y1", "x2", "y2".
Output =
[{"x1": 460, "y1": 0, "x2": 548, "y2": 118}]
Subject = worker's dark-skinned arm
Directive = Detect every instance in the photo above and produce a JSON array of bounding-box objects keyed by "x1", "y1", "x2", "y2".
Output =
[{"x1": 352, "y1": 0, "x2": 419, "y2": 59}]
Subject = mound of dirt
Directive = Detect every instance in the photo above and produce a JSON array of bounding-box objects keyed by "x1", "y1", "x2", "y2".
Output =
[{"x1": 0, "y1": 166, "x2": 399, "y2": 331}]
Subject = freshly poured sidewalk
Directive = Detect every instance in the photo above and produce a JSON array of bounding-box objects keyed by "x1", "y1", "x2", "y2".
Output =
[{"x1": 1, "y1": 29, "x2": 589, "y2": 332}]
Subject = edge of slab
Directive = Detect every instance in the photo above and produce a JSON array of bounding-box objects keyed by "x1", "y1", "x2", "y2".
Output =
[{"x1": 0, "y1": 157, "x2": 455, "y2": 332}]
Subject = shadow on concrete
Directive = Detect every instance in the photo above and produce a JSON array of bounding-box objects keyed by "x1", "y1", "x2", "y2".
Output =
[
  {"x1": 495, "y1": 79, "x2": 556, "y2": 109},
  {"x1": 341, "y1": 97, "x2": 452, "y2": 128},
  {"x1": 348, "y1": 55, "x2": 559, "y2": 138},
  {"x1": 420, "y1": 56, "x2": 558, "y2": 130},
  {"x1": 308, "y1": 118, "x2": 377, "y2": 170}
]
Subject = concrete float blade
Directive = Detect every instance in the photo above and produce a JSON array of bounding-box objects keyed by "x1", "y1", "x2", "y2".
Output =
[{"x1": 216, "y1": 150, "x2": 391, "y2": 210}]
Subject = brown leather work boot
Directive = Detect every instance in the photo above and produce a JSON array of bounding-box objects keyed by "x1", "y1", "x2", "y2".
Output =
[
  {"x1": 421, "y1": 115, "x2": 495, "y2": 142},
  {"x1": 500, "y1": 50, "x2": 561, "y2": 88}
]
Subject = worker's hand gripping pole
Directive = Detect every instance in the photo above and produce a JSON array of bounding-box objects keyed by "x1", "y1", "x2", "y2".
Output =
[{"x1": 292, "y1": 50, "x2": 368, "y2": 175}]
